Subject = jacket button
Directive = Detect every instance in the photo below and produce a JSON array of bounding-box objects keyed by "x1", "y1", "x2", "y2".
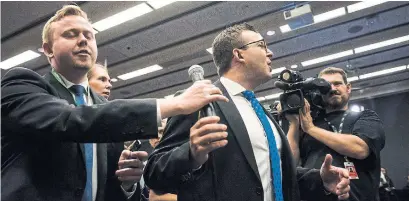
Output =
[
  {"x1": 256, "y1": 186, "x2": 262, "y2": 195},
  {"x1": 74, "y1": 188, "x2": 83, "y2": 197}
]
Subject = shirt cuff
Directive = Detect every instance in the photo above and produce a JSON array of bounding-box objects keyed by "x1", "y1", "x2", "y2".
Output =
[
  {"x1": 157, "y1": 100, "x2": 162, "y2": 126},
  {"x1": 121, "y1": 182, "x2": 138, "y2": 199}
]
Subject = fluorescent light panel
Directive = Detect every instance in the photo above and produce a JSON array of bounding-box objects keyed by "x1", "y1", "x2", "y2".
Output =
[
  {"x1": 279, "y1": 24, "x2": 291, "y2": 33},
  {"x1": 359, "y1": 65, "x2": 407, "y2": 79},
  {"x1": 347, "y1": 1, "x2": 386, "y2": 13},
  {"x1": 347, "y1": 76, "x2": 359, "y2": 82},
  {"x1": 354, "y1": 35, "x2": 409, "y2": 54},
  {"x1": 313, "y1": 7, "x2": 346, "y2": 23},
  {"x1": 271, "y1": 67, "x2": 287, "y2": 75},
  {"x1": 118, "y1": 64, "x2": 163, "y2": 80},
  {"x1": 256, "y1": 97, "x2": 266, "y2": 102},
  {"x1": 147, "y1": 1, "x2": 176, "y2": 9},
  {"x1": 1, "y1": 50, "x2": 41, "y2": 70},
  {"x1": 206, "y1": 47, "x2": 213, "y2": 54},
  {"x1": 301, "y1": 50, "x2": 354, "y2": 67},
  {"x1": 111, "y1": 78, "x2": 118, "y2": 82},
  {"x1": 265, "y1": 92, "x2": 283, "y2": 100},
  {"x1": 92, "y1": 3, "x2": 153, "y2": 32}
]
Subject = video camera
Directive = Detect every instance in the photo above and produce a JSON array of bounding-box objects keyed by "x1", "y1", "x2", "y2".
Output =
[{"x1": 274, "y1": 69, "x2": 331, "y2": 118}]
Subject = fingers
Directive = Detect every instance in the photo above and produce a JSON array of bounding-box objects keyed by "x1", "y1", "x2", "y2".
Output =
[
  {"x1": 119, "y1": 150, "x2": 132, "y2": 161},
  {"x1": 129, "y1": 151, "x2": 149, "y2": 161},
  {"x1": 338, "y1": 192, "x2": 350, "y2": 200},
  {"x1": 195, "y1": 131, "x2": 228, "y2": 145},
  {"x1": 118, "y1": 158, "x2": 145, "y2": 168},
  {"x1": 321, "y1": 154, "x2": 333, "y2": 171},
  {"x1": 116, "y1": 168, "x2": 143, "y2": 182},
  {"x1": 193, "y1": 116, "x2": 220, "y2": 129}
]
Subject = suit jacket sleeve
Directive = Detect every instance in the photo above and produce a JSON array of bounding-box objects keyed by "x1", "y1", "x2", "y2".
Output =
[
  {"x1": 143, "y1": 112, "x2": 200, "y2": 193},
  {"x1": 296, "y1": 167, "x2": 338, "y2": 201},
  {"x1": 1, "y1": 67, "x2": 158, "y2": 142}
]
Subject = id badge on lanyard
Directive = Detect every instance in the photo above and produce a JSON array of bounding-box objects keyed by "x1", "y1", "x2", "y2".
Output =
[{"x1": 324, "y1": 111, "x2": 359, "y2": 180}]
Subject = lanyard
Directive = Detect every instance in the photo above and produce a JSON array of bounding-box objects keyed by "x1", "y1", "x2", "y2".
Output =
[
  {"x1": 324, "y1": 111, "x2": 348, "y2": 133},
  {"x1": 324, "y1": 111, "x2": 350, "y2": 162}
]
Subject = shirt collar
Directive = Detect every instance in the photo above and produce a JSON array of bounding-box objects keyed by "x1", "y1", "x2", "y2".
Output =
[
  {"x1": 220, "y1": 77, "x2": 252, "y2": 97},
  {"x1": 51, "y1": 68, "x2": 89, "y2": 93}
]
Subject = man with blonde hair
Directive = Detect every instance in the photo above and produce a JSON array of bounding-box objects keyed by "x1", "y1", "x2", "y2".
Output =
[{"x1": 1, "y1": 5, "x2": 228, "y2": 201}]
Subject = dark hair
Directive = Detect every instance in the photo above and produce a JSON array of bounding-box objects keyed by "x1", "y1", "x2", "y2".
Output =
[
  {"x1": 212, "y1": 23, "x2": 257, "y2": 75},
  {"x1": 318, "y1": 67, "x2": 348, "y2": 84}
]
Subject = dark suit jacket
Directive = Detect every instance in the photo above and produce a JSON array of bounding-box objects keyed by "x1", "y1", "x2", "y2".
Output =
[
  {"x1": 1, "y1": 67, "x2": 158, "y2": 201},
  {"x1": 144, "y1": 80, "x2": 336, "y2": 201}
]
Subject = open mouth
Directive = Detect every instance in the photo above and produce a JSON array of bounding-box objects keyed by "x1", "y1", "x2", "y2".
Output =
[
  {"x1": 74, "y1": 50, "x2": 90, "y2": 56},
  {"x1": 102, "y1": 91, "x2": 110, "y2": 97}
]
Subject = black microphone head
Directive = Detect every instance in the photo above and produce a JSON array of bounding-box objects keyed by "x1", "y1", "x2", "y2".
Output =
[
  {"x1": 188, "y1": 65, "x2": 204, "y2": 82},
  {"x1": 274, "y1": 80, "x2": 291, "y2": 90}
]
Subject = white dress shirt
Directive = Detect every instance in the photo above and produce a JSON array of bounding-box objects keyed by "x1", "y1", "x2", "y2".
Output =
[{"x1": 220, "y1": 77, "x2": 282, "y2": 201}]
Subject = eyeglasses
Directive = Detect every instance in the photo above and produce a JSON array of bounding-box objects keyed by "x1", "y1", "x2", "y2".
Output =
[{"x1": 238, "y1": 39, "x2": 268, "y2": 52}]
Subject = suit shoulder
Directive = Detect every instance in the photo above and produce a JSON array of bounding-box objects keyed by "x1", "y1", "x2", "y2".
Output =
[{"x1": 2, "y1": 67, "x2": 43, "y2": 83}]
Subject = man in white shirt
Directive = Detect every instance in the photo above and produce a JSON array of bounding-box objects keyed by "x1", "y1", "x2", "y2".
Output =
[{"x1": 144, "y1": 23, "x2": 351, "y2": 201}]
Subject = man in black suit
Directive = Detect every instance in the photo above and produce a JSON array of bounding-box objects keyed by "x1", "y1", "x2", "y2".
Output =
[
  {"x1": 1, "y1": 5, "x2": 228, "y2": 201},
  {"x1": 144, "y1": 23, "x2": 351, "y2": 201}
]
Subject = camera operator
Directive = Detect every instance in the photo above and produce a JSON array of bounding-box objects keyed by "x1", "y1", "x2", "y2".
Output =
[{"x1": 279, "y1": 67, "x2": 385, "y2": 201}]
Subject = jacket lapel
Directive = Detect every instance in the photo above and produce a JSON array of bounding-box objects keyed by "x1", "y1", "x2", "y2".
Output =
[
  {"x1": 43, "y1": 71, "x2": 76, "y2": 105},
  {"x1": 214, "y1": 80, "x2": 261, "y2": 183}
]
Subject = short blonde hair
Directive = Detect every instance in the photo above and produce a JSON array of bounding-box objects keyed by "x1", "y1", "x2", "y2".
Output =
[
  {"x1": 87, "y1": 63, "x2": 108, "y2": 80},
  {"x1": 42, "y1": 5, "x2": 89, "y2": 45},
  {"x1": 318, "y1": 67, "x2": 348, "y2": 84}
]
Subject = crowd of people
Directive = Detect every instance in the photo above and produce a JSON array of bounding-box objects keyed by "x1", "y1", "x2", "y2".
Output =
[{"x1": 2, "y1": 4, "x2": 407, "y2": 201}]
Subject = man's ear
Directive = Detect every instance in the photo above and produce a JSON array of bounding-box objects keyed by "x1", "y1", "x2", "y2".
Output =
[
  {"x1": 232, "y1": 49, "x2": 244, "y2": 62},
  {"x1": 346, "y1": 82, "x2": 352, "y2": 94},
  {"x1": 42, "y1": 43, "x2": 53, "y2": 59}
]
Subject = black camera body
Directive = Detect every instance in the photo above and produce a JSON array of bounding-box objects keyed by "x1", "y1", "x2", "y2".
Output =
[{"x1": 275, "y1": 69, "x2": 331, "y2": 118}]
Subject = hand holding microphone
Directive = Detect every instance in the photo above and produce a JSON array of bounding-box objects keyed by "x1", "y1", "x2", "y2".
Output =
[
  {"x1": 174, "y1": 65, "x2": 228, "y2": 115},
  {"x1": 185, "y1": 65, "x2": 229, "y2": 169}
]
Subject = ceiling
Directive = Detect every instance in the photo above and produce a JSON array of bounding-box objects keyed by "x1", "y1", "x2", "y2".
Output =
[{"x1": 2, "y1": 1, "x2": 409, "y2": 106}]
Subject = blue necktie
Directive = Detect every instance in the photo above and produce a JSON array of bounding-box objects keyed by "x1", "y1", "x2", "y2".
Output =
[
  {"x1": 70, "y1": 85, "x2": 93, "y2": 201},
  {"x1": 242, "y1": 90, "x2": 283, "y2": 201}
]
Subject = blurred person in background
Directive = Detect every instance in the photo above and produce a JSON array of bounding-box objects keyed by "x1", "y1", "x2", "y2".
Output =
[{"x1": 87, "y1": 63, "x2": 112, "y2": 99}]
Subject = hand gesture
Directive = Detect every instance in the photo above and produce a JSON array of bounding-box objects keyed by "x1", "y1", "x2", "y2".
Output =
[
  {"x1": 299, "y1": 99, "x2": 314, "y2": 133},
  {"x1": 189, "y1": 116, "x2": 228, "y2": 169},
  {"x1": 115, "y1": 150, "x2": 149, "y2": 190},
  {"x1": 277, "y1": 102, "x2": 300, "y2": 125},
  {"x1": 176, "y1": 80, "x2": 228, "y2": 115},
  {"x1": 320, "y1": 154, "x2": 350, "y2": 200}
]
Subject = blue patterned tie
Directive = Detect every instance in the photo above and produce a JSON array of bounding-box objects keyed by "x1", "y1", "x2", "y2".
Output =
[
  {"x1": 242, "y1": 90, "x2": 283, "y2": 201},
  {"x1": 70, "y1": 85, "x2": 93, "y2": 201}
]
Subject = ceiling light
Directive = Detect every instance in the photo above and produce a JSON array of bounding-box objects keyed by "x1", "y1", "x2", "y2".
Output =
[
  {"x1": 313, "y1": 7, "x2": 346, "y2": 23},
  {"x1": 265, "y1": 92, "x2": 283, "y2": 100},
  {"x1": 256, "y1": 97, "x2": 266, "y2": 102},
  {"x1": 206, "y1": 47, "x2": 213, "y2": 54},
  {"x1": 111, "y1": 78, "x2": 118, "y2": 82},
  {"x1": 279, "y1": 24, "x2": 291, "y2": 33},
  {"x1": 290, "y1": 64, "x2": 298, "y2": 68},
  {"x1": 350, "y1": 105, "x2": 363, "y2": 112},
  {"x1": 359, "y1": 65, "x2": 407, "y2": 79},
  {"x1": 266, "y1": 30, "x2": 276, "y2": 36},
  {"x1": 271, "y1": 67, "x2": 287, "y2": 75},
  {"x1": 118, "y1": 64, "x2": 163, "y2": 80},
  {"x1": 147, "y1": 1, "x2": 176, "y2": 9},
  {"x1": 1, "y1": 50, "x2": 41, "y2": 70},
  {"x1": 301, "y1": 50, "x2": 354, "y2": 67},
  {"x1": 354, "y1": 35, "x2": 409, "y2": 54},
  {"x1": 347, "y1": 1, "x2": 386, "y2": 13},
  {"x1": 92, "y1": 3, "x2": 153, "y2": 32},
  {"x1": 347, "y1": 76, "x2": 359, "y2": 82}
]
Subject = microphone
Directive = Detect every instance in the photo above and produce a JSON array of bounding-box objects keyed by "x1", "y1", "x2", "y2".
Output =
[{"x1": 188, "y1": 65, "x2": 216, "y2": 117}]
